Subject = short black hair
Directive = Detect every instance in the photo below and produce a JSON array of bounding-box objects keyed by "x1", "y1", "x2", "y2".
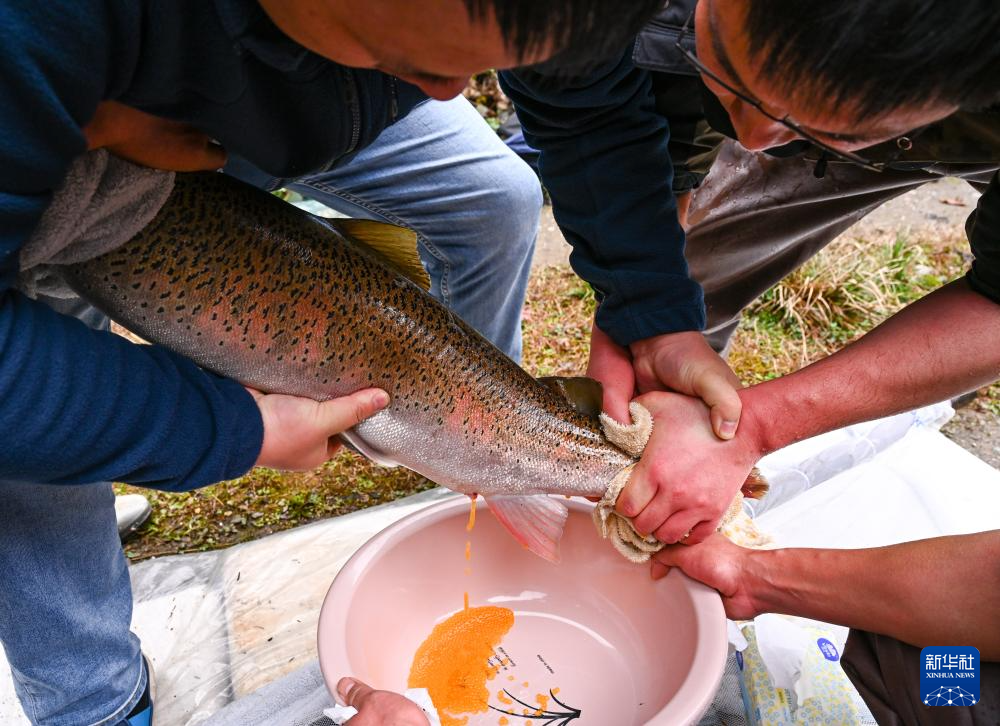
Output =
[
  {"x1": 744, "y1": 0, "x2": 1000, "y2": 118},
  {"x1": 463, "y1": 0, "x2": 666, "y2": 69}
]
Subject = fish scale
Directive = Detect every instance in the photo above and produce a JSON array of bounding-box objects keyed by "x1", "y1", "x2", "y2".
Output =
[{"x1": 63, "y1": 172, "x2": 635, "y2": 559}]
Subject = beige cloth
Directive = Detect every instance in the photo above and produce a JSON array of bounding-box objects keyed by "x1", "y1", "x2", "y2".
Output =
[{"x1": 593, "y1": 401, "x2": 768, "y2": 563}]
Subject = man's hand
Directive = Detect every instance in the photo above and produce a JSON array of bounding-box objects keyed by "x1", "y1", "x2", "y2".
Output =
[
  {"x1": 83, "y1": 100, "x2": 226, "y2": 172},
  {"x1": 587, "y1": 323, "x2": 742, "y2": 440},
  {"x1": 650, "y1": 533, "x2": 760, "y2": 620},
  {"x1": 616, "y1": 390, "x2": 760, "y2": 543},
  {"x1": 337, "y1": 678, "x2": 431, "y2": 726},
  {"x1": 586, "y1": 322, "x2": 637, "y2": 422},
  {"x1": 249, "y1": 388, "x2": 389, "y2": 470}
]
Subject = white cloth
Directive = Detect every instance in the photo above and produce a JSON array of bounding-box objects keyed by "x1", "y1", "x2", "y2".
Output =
[{"x1": 324, "y1": 688, "x2": 441, "y2": 725}]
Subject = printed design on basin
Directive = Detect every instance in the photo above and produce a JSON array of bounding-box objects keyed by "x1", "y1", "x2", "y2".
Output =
[{"x1": 489, "y1": 688, "x2": 582, "y2": 725}]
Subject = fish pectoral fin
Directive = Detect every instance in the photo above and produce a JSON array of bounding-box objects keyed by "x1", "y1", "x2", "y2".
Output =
[
  {"x1": 537, "y1": 376, "x2": 604, "y2": 420},
  {"x1": 484, "y1": 494, "x2": 568, "y2": 564},
  {"x1": 742, "y1": 468, "x2": 770, "y2": 499},
  {"x1": 333, "y1": 218, "x2": 432, "y2": 291}
]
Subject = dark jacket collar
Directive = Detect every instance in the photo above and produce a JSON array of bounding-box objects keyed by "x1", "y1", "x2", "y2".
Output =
[{"x1": 213, "y1": 0, "x2": 314, "y2": 72}]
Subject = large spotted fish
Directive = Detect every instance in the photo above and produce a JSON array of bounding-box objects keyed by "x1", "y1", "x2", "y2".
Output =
[{"x1": 63, "y1": 172, "x2": 756, "y2": 560}]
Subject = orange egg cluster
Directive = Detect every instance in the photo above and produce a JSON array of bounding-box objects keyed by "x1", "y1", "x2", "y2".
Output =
[{"x1": 408, "y1": 605, "x2": 515, "y2": 726}]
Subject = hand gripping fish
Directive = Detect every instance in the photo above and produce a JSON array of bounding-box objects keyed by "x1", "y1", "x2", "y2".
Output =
[{"x1": 63, "y1": 172, "x2": 763, "y2": 561}]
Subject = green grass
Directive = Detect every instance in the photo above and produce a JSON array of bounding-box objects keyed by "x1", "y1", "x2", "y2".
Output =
[{"x1": 119, "y1": 230, "x2": 992, "y2": 560}]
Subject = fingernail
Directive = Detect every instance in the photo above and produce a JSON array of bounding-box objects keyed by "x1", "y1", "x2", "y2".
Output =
[
  {"x1": 719, "y1": 420, "x2": 737, "y2": 439},
  {"x1": 372, "y1": 391, "x2": 390, "y2": 408},
  {"x1": 337, "y1": 677, "x2": 354, "y2": 700}
]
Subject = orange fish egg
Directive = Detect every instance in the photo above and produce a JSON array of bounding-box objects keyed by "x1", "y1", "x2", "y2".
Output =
[
  {"x1": 408, "y1": 605, "x2": 514, "y2": 726},
  {"x1": 467, "y1": 495, "x2": 477, "y2": 532}
]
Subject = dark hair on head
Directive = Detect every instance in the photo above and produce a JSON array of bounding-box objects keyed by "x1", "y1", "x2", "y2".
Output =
[
  {"x1": 463, "y1": 0, "x2": 667, "y2": 69},
  {"x1": 744, "y1": 0, "x2": 1000, "y2": 118}
]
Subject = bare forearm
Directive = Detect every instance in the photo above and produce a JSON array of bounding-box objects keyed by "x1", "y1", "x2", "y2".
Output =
[
  {"x1": 745, "y1": 532, "x2": 1000, "y2": 659},
  {"x1": 741, "y1": 279, "x2": 1000, "y2": 456}
]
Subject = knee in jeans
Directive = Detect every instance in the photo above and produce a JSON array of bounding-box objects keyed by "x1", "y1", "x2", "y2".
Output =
[{"x1": 486, "y1": 155, "x2": 543, "y2": 254}]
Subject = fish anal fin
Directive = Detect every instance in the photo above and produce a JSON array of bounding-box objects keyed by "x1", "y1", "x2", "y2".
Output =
[
  {"x1": 334, "y1": 218, "x2": 431, "y2": 291},
  {"x1": 485, "y1": 494, "x2": 568, "y2": 564},
  {"x1": 537, "y1": 376, "x2": 604, "y2": 420}
]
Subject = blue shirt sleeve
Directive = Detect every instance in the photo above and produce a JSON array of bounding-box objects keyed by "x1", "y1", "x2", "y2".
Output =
[
  {"x1": 501, "y1": 48, "x2": 705, "y2": 347},
  {"x1": 0, "y1": 2, "x2": 263, "y2": 490}
]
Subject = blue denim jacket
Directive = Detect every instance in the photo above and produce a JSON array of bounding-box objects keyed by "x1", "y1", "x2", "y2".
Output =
[{"x1": 0, "y1": 0, "x2": 420, "y2": 490}]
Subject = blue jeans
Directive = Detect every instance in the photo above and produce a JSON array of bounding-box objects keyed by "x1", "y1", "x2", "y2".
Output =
[
  {"x1": 0, "y1": 97, "x2": 539, "y2": 724},
  {"x1": 226, "y1": 95, "x2": 541, "y2": 361}
]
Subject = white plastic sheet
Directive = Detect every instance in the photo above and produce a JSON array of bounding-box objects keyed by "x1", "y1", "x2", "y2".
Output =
[{"x1": 748, "y1": 401, "x2": 954, "y2": 518}]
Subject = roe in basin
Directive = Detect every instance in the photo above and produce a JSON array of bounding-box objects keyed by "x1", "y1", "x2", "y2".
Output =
[{"x1": 318, "y1": 497, "x2": 727, "y2": 725}]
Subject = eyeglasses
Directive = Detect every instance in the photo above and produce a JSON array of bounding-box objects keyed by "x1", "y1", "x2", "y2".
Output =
[{"x1": 674, "y1": 12, "x2": 889, "y2": 173}]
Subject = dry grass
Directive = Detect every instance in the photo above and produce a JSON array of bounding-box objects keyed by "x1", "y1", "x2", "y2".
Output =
[
  {"x1": 519, "y1": 266, "x2": 595, "y2": 377},
  {"x1": 730, "y1": 231, "x2": 969, "y2": 382},
  {"x1": 120, "y1": 229, "x2": 991, "y2": 560}
]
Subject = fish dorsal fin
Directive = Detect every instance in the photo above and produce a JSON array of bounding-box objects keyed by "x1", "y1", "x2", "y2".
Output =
[
  {"x1": 334, "y1": 218, "x2": 431, "y2": 291},
  {"x1": 538, "y1": 376, "x2": 604, "y2": 420}
]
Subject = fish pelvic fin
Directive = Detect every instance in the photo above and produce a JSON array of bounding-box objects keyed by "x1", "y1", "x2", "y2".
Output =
[
  {"x1": 340, "y1": 431, "x2": 400, "y2": 468},
  {"x1": 333, "y1": 218, "x2": 432, "y2": 291},
  {"x1": 742, "y1": 468, "x2": 770, "y2": 499},
  {"x1": 485, "y1": 494, "x2": 568, "y2": 564}
]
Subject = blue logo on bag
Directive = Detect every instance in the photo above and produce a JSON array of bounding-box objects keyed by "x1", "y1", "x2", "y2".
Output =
[
  {"x1": 817, "y1": 638, "x2": 839, "y2": 661},
  {"x1": 920, "y1": 646, "x2": 980, "y2": 706}
]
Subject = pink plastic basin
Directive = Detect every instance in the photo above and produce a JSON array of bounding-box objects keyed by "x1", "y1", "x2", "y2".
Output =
[{"x1": 318, "y1": 497, "x2": 727, "y2": 725}]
